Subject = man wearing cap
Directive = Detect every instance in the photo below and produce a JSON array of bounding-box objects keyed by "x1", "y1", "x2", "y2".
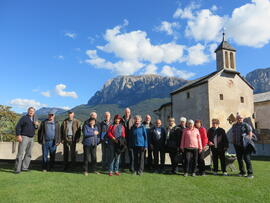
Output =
[
  {"x1": 61, "y1": 111, "x2": 81, "y2": 171},
  {"x1": 15, "y1": 107, "x2": 39, "y2": 174},
  {"x1": 232, "y1": 115, "x2": 254, "y2": 178},
  {"x1": 38, "y1": 111, "x2": 61, "y2": 172}
]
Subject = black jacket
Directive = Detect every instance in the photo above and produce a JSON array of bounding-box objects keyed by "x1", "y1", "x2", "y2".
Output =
[
  {"x1": 165, "y1": 126, "x2": 181, "y2": 151},
  {"x1": 15, "y1": 115, "x2": 37, "y2": 137},
  {"x1": 207, "y1": 127, "x2": 229, "y2": 151},
  {"x1": 142, "y1": 121, "x2": 154, "y2": 145},
  {"x1": 99, "y1": 120, "x2": 112, "y2": 143},
  {"x1": 121, "y1": 115, "x2": 134, "y2": 148},
  {"x1": 38, "y1": 119, "x2": 61, "y2": 145},
  {"x1": 150, "y1": 126, "x2": 166, "y2": 150}
]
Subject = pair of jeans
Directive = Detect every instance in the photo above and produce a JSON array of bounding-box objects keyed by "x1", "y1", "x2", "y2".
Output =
[
  {"x1": 134, "y1": 147, "x2": 145, "y2": 173},
  {"x1": 234, "y1": 144, "x2": 253, "y2": 175},
  {"x1": 153, "y1": 147, "x2": 165, "y2": 170},
  {"x1": 109, "y1": 144, "x2": 121, "y2": 173},
  {"x1": 198, "y1": 149, "x2": 206, "y2": 173},
  {"x1": 63, "y1": 141, "x2": 76, "y2": 168},
  {"x1": 15, "y1": 136, "x2": 34, "y2": 172},
  {"x1": 211, "y1": 148, "x2": 226, "y2": 173},
  {"x1": 184, "y1": 148, "x2": 198, "y2": 174},
  {"x1": 83, "y1": 145, "x2": 97, "y2": 172},
  {"x1": 42, "y1": 140, "x2": 57, "y2": 170}
]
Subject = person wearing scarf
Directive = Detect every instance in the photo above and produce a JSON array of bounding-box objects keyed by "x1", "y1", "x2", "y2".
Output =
[{"x1": 107, "y1": 114, "x2": 126, "y2": 176}]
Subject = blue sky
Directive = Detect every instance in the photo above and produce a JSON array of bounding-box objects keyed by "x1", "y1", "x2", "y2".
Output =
[{"x1": 1, "y1": 0, "x2": 270, "y2": 112}]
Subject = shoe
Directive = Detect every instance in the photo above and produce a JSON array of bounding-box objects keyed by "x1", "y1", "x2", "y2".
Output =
[
  {"x1": 183, "y1": 173, "x2": 188, "y2": 177},
  {"x1": 138, "y1": 172, "x2": 143, "y2": 176},
  {"x1": 133, "y1": 172, "x2": 137, "y2": 176},
  {"x1": 14, "y1": 171, "x2": 21, "y2": 174},
  {"x1": 247, "y1": 174, "x2": 254, "y2": 179},
  {"x1": 84, "y1": 172, "x2": 88, "y2": 176},
  {"x1": 108, "y1": 172, "x2": 113, "y2": 176},
  {"x1": 213, "y1": 172, "x2": 218, "y2": 176},
  {"x1": 192, "y1": 173, "x2": 196, "y2": 177},
  {"x1": 42, "y1": 169, "x2": 47, "y2": 173},
  {"x1": 238, "y1": 173, "x2": 245, "y2": 177},
  {"x1": 223, "y1": 172, "x2": 228, "y2": 176},
  {"x1": 154, "y1": 170, "x2": 159, "y2": 173},
  {"x1": 201, "y1": 172, "x2": 206, "y2": 176},
  {"x1": 94, "y1": 171, "x2": 100, "y2": 175},
  {"x1": 22, "y1": 169, "x2": 31, "y2": 172},
  {"x1": 115, "y1": 172, "x2": 120, "y2": 176}
]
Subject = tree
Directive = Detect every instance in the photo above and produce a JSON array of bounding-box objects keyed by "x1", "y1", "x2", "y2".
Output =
[{"x1": 0, "y1": 105, "x2": 19, "y2": 142}]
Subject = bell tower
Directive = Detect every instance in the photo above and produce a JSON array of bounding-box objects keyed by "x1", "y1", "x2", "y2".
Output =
[{"x1": 215, "y1": 33, "x2": 236, "y2": 71}]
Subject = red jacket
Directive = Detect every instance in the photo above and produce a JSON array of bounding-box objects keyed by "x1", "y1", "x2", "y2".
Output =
[
  {"x1": 108, "y1": 124, "x2": 125, "y2": 139},
  {"x1": 198, "y1": 127, "x2": 208, "y2": 148}
]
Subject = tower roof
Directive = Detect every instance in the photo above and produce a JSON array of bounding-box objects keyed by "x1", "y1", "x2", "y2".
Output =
[{"x1": 215, "y1": 33, "x2": 236, "y2": 52}]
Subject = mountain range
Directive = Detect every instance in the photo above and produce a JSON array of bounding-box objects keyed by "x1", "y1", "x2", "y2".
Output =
[{"x1": 37, "y1": 67, "x2": 270, "y2": 122}]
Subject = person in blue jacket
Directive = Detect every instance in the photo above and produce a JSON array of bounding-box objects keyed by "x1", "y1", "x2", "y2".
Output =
[
  {"x1": 131, "y1": 115, "x2": 148, "y2": 176},
  {"x1": 82, "y1": 117, "x2": 100, "y2": 176}
]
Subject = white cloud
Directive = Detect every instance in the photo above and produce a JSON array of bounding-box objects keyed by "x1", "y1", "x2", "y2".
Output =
[
  {"x1": 161, "y1": 65, "x2": 195, "y2": 79},
  {"x1": 186, "y1": 43, "x2": 209, "y2": 66},
  {"x1": 10, "y1": 98, "x2": 47, "y2": 109},
  {"x1": 185, "y1": 9, "x2": 225, "y2": 42},
  {"x1": 41, "y1": 91, "x2": 51, "y2": 97},
  {"x1": 155, "y1": 21, "x2": 180, "y2": 38},
  {"x1": 226, "y1": 0, "x2": 270, "y2": 48},
  {"x1": 55, "y1": 84, "x2": 78, "y2": 99},
  {"x1": 144, "y1": 64, "x2": 158, "y2": 74},
  {"x1": 57, "y1": 55, "x2": 64, "y2": 60},
  {"x1": 85, "y1": 21, "x2": 186, "y2": 75},
  {"x1": 208, "y1": 43, "x2": 218, "y2": 60},
  {"x1": 64, "y1": 32, "x2": 76, "y2": 39},
  {"x1": 211, "y1": 5, "x2": 218, "y2": 11},
  {"x1": 173, "y1": 3, "x2": 200, "y2": 19}
]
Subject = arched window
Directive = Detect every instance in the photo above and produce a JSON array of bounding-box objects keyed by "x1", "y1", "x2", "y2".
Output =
[
  {"x1": 225, "y1": 51, "x2": 229, "y2": 68},
  {"x1": 230, "y1": 52, "x2": 235, "y2": 69}
]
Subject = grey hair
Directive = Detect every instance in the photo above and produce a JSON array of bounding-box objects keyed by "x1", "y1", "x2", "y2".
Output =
[
  {"x1": 180, "y1": 117, "x2": 187, "y2": 122},
  {"x1": 134, "y1": 115, "x2": 142, "y2": 121},
  {"x1": 188, "y1": 119, "x2": 194, "y2": 125}
]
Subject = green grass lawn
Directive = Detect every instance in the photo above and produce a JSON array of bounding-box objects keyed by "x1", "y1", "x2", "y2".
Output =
[{"x1": 0, "y1": 160, "x2": 269, "y2": 203}]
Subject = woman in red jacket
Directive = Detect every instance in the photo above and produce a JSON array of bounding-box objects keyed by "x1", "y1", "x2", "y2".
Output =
[
  {"x1": 195, "y1": 120, "x2": 208, "y2": 176},
  {"x1": 107, "y1": 114, "x2": 126, "y2": 176}
]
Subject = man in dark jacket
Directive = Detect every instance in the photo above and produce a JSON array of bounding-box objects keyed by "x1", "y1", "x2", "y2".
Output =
[
  {"x1": 142, "y1": 114, "x2": 154, "y2": 170},
  {"x1": 38, "y1": 111, "x2": 61, "y2": 172},
  {"x1": 61, "y1": 111, "x2": 81, "y2": 171},
  {"x1": 99, "y1": 111, "x2": 112, "y2": 170},
  {"x1": 15, "y1": 107, "x2": 39, "y2": 174},
  {"x1": 208, "y1": 119, "x2": 229, "y2": 176},
  {"x1": 232, "y1": 115, "x2": 255, "y2": 178},
  {"x1": 150, "y1": 119, "x2": 166, "y2": 173},
  {"x1": 121, "y1": 108, "x2": 134, "y2": 172}
]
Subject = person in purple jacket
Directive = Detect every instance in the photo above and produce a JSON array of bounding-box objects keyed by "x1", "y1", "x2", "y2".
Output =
[{"x1": 82, "y1": 117, "x2": 100, "y2": 176}]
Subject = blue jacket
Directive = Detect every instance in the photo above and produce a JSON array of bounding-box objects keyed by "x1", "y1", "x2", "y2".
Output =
[
  {"x1": 83, "y1": 124, "x2": 100, "y2": 146},
  {"x1": 131, "y1": 125, "x2": 148, "y2": 148}
]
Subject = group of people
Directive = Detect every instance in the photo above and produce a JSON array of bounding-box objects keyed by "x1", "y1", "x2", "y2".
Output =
[{"x1": 14, "y1": 107, "x2": 257, "y2": 178}]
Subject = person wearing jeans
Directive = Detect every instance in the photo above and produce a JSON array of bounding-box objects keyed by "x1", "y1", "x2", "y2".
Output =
[
  {"x1": 15, "y1": 107, "x2": 39, "y2": 174},
  {"x1": 82, "y1": 118, "x2": 100, "y2": 176},
  {"x1": 232, "y1": 115, "x2": 255, "y2": 178},
  {"x1": 131, "y1": 115, "x2": 148, "y2": 176},
  {"x1": 107, "y1": 114, "x2": 126, "y2": 176},
  {"x1": 38, "y1": 111, "x2": 61, "y2": 172},
  {"x1": 207, "y1": 119, "x2": 229, "y2": 176},
  {"x1": 180, "y1": 120, "x2": 202, "y2": 177}
]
